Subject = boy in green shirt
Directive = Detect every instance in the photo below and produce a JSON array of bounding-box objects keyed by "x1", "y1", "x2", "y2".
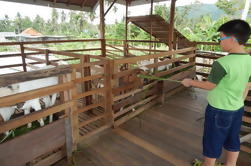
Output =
[{"x1": 182, "y1": 20, "x2": 251, "y2": 166}]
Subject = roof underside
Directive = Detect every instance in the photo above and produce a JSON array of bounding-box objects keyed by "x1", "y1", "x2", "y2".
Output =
[
  {"x1": 1, "y1": 0, "x2": 170, "y2": 11},
  {"x1": 1, "y1": 0, "x2": 99, "y2": 12},
  {"x1": 112, "y1": 0, "x2": 169, "y2": 6}
]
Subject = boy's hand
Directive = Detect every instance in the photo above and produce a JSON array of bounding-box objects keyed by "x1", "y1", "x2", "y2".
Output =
[{"x1": 182, "y1": 78, "x2": 192, "y2": 87}]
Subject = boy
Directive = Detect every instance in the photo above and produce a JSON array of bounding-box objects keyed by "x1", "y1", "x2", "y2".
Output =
[{"x1": 182, "y1": 19, "x2": 251, "y2": 166}]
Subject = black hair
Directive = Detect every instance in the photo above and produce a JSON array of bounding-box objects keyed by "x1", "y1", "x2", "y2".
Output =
[{"x1": 218, "y1": 19, "x2": 251, "y2": 45}]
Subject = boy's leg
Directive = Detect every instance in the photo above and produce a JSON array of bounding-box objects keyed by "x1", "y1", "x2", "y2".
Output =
[
  {"x1": 202, "y1": 157, "x2": 216, "y2": 166},
  {"x1": 224, "y1": 150, "x2": 239, "y2": 166},
  {"x1": 223, "y1": 107, "x2": 243, "y2": 166}
]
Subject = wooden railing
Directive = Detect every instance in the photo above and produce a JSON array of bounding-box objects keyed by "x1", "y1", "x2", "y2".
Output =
[
  {"x1": 111, "y1": 46, "x2": 196, "y2": 126},
  {"x1": 0, "y1": 39, "x2": 102, "y2": 73},
  {"x1": 1, "y1": 38, "x2": 250, "y2": 165},
  {"x1": 106, "y1": 39, "x2": 168, "y2": 58}
]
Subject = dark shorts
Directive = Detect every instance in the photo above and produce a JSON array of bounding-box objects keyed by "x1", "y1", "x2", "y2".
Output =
[{"x1": 203, "y1": 104, "x2": 244, "y2": 158}]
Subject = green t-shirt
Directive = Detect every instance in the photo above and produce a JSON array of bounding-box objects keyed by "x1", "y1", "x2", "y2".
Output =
[{"x1": 207, "y1": 53, "x2": 251, "y2": 111}]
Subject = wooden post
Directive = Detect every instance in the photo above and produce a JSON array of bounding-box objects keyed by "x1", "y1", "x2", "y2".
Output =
[
  {"x1": 168, "y1": 0, "x2": 176, "y2": 52},
  {"x1": 99, "y1": 0, "x2": 106, "y2": 57},
  {"x1": 20, "y1": 43, "x2": 27, "y2": 72},
  {"x1": 157, "y1": 80, "x2": 165, "y2": 105},
  {"x1": 45, "y1": 49, "x2": 50, "y2": 65},
  {"x1": 149, "y1": 0, "x2": 153, "y2": 55},
  {"x1": 81, "y1": 56, "x2": 92, "y2": 106},
  {"x1": 104, "y1": 60, "x2": 114, "y2": 127},
  {"x1": 125, "y1": 0, "x2": 129, "y2": 57},
  {"x1": 69, "y1": 69, "x2": 79, "y2": 151}
]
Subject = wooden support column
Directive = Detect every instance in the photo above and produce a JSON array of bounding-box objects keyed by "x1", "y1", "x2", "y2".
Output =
[
  {"x1": 104, "y1": 60, "x2": 114, "y2": 127},
  {"x1": 149, "y1": 0, "x2": 154, "y2": 55},
  {"x1": 20, "y1": 43, "x2": 27, "y2": 72},
  {"x1": 69, "y1": 69, "x2": 79, "y2": 150},
  {"x1": 99, "y1": 0, "x2": 106, "y2": 57},
  {"x1": 124, "y1": 0, "x2": 129, "y2": 57},
  {"x1": 168, "y1": 0, "x2": 176, "y2": 52},
  {"x1": 45, "y1": 49, "x2": 50, "y2": 65}
]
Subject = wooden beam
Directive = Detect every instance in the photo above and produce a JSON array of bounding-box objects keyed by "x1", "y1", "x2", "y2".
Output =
[
  {"x1": 168, "y1": 0, "x2": 176, "y2": 51},
  {"x1": 99, "y1": 0, "x2": 106, "y2": 57},
  {"x1": 125, "y1": 0, "x2": 129, "y2": 57},
  {"x1": 0, "y1": 65, "x2": 72, "y2": 87},
  {"x1": 20, "y1": 43, "x2": 27, "y2": 72},
  {"x1": 104, "y1": 0, "x2": 117, "y2": 16}
]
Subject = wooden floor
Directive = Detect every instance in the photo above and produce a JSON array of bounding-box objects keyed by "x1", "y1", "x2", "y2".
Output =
[{"x1": 57, "y1": 88, "x2": 251, "y2": 166}]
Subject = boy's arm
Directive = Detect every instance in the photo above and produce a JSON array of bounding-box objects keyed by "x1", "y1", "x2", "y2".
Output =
[
  {"x1": 182, "y1": 61, "x2": 226, "y2": 90},
  {"x1": 182, "y1": 79, "x2": 216, "y2": 90}
]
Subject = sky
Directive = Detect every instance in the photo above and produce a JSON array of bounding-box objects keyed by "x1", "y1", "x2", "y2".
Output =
[{"x1": 0, "y1": 0, "x2": 218, "y2": 24}]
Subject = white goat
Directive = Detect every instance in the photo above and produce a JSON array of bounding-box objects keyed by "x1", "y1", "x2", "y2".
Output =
[
  {"x1": 0, "y1": 65, "x2": 59, "y2": 128},
  {"x1": 0, "y1": 106, "x2": 17, "y2": 135},
  {"x1": 137, "y1": 59, "x2": 171, "y2": 73}
]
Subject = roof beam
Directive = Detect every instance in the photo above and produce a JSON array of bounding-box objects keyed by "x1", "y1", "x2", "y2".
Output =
[
  {"x1": 104, "y1": 0, "x2": 117, "y2": 17},
  {"x1": 1, "y1": 0, "x2": 92, "y2": 11}
]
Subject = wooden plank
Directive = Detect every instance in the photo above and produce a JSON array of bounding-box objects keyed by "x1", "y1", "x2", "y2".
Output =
[
  {"x1": 79, "y1": 113, "x2": 106, "y2": 128},
  {"x1": 0, "y1": 51, "x2": 40, "y2": 58},
  {"x1": 168, "y1": 0, "x2": 176, "y2": 51},
  {"x1": 20, "y1": 43, "x2": 27, "y2": 72},
  {"x1": 26, "y1": 55, "x2": 47, "y2": 63},
  {"x1": 196, "y1": 63, "x2": 212, "y2": 68},
  {"x1": 79, "y1": 125, "x2": 109, "y2": 141},
  {"x1": 33, "y1": 149, "x2": 66, "y2": 166},
  {"x1": 72, "y1": 61, "x2": 105, "y2": 69},
  {"x1": 112, "y1": 68, "x2": 141, "y2": 79},
  {"x1": 146, "y1": 54, "x2": 195, "y2": 69},
  {"x1": 244, "y1": 106, "x2": 251, "y2": 113},
  {"x1": 113, "y1": 86, "x2": 158, "y2": 111},
  {"x1": 114, "y1": 95, "x2": 158, "y2": 118},
  {"x1": 246, "y1": 96, "x2": 251, "y2": 102},
  {"x1": 112, "y1": 81, "x2": 140, "y2": 95},
  {"x1": 196, "y1": 54, "x2": 220, "y2": 59},
  {"x1": 113, "y1": 81, "x2": 157, "y2": 102},
  {"x1": 115, "y1": 128, "x2": 188, "y2": 166},
  {"x1": 243, "y1": 116, "x2": 251, "y2": 123},
  {"x1": 0, "y1": 101, "x2": 73, "y2": 133},
  {"x1": 114, "y1": 100, "x2": 157, "y2": 127},
  {"x1": 241, "y1": 145, "x2": 251, "y2": 154},
  {"x1": 164, "y1": 67, "x2": 196, "y2": 93},
  {"x1": 0, "y1": 119, "x2": 65, "y2": 166},
  {"x1": 104, "y1": 60, "x2": 114, "y2": 126},
  {"x1": 155, "y1": 62, "x2": 195, "y2": 77},
  {"x1": 73, "y1": 88, "x2": 106, "y2": 100},
  {"x1": 74, "y1": 74, "x2": 104, "y2": 84},
  {"x1": 0, "y1": 39, "x2": 101, "y2": 46},
  {"x1": 114, "y1": 47, "x2": 196, "y2": 64},
  {"x1": 165, "y1": 86, "x2": 186, "y2": 98},
  {"x1": 76, "y1": 102, "x2": 105, "y2": 114},
  {"x1": 0, "y1": 65, "x2": 72, "y2": 87},
  {"x1": 0, "y1": 82, "x2": 74, "y2": 107},
  {"x1": 128, "y1": 46, "x2": 168, "y2": 52},
  {"x1": 196, "y1": 72, "x2": 209, "y2": 77}
]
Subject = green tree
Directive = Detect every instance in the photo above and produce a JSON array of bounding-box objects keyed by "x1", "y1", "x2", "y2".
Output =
[
  {"x1": 33, "y1": 15, "x2": 45, "y2": 32},
  {"x1": 13, "y1": 12, "x2": 22, "y2": 33}
]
